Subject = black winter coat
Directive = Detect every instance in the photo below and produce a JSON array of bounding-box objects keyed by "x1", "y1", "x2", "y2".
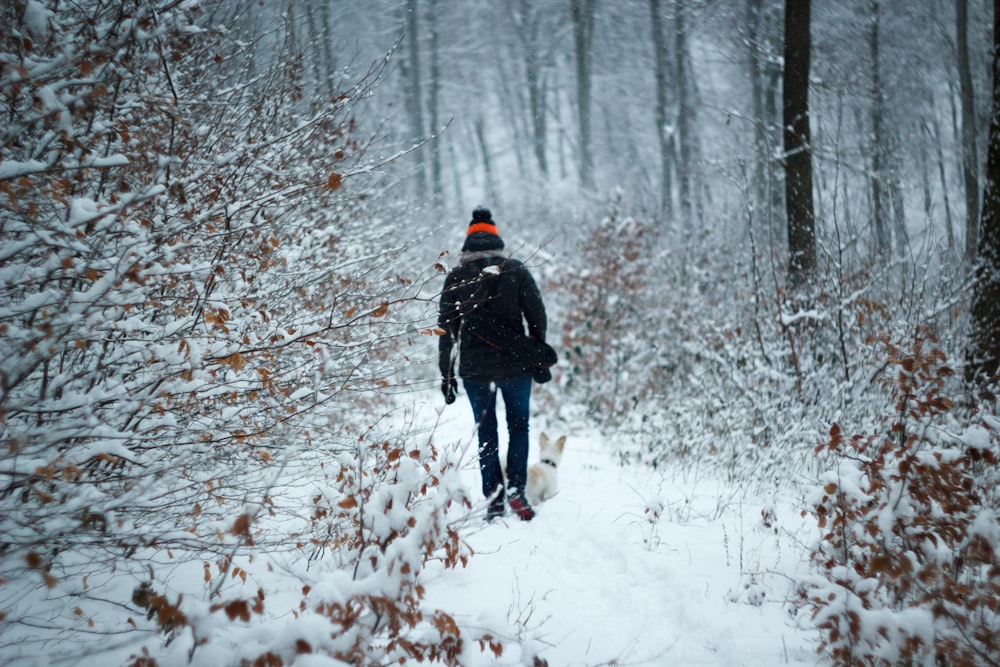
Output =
[{"x1": 438, "y1": 253, "x2": 547, "y2": 381}]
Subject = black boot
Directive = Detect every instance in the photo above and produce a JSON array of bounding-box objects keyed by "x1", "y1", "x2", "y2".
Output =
[{"x1": 486, "y1": 494, "x2": 506, "y2": 522}]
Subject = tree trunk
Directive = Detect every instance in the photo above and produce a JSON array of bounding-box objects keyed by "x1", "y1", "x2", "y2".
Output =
[
  {"x1": 869, "y1": 0, "x2": 890, "y2": 255},
  {"x1": 516, "y1": 0, "x2": 549, "y2": 178},
  {"x1": 405, "y1": 0, "x2": 427, "y2": 194},
  {"x1": 967, "y1": 0, "x2": 1000, "y2": 388},
  {"x1": 889, "y1": 144, "x2": 909, "y2": 256},
  {"x1": 303, "y1": 0, "x2": 323, "y2": 90},
  {"x1": 926, "y1": 113, "x2": 957, "y2": 252},
  {"x1": 475, "y1": 116, "x2": 498, "y2": 206},
  {"x1": 318, "y1": 0, "x2": 336, "y2": 95},
  {"x1": 495, "y1": 51, "x2": 529, "y2": 175},
  {"x1": 428, "y1": 0, "x2": 443, "y2": 207},
  {"x1": 748, "y1": 0, "x2": 768, "y2": 228},
  {"x1": 958, "y1": 0, "x2": 981, "y2": 264},
  {"x1": 783, "y1": 0, "x2": 816, "y2": 286},
  {"x1": 571, "y1": 0, "x2": 596, "y2": 190},
  {"x1": 919, "y1": 135, "x2": 934, "y2": 224},
  {"x1": 766, "y1": 41, "x2": 784, "y2": 234},
  {"x1": 650, "y1": 0, "x2": 674, "y2": 220},
  {"x1": 527, "y1": 45, "x2": 549, "y2": 179},
  {"x1": 676, "y1": 0, "x2": 693, "y2": 227}
]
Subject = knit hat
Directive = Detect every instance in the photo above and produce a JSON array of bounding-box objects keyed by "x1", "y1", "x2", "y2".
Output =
[{"x1": 461, "y1": 206, "x2": 505, "y2": 252}]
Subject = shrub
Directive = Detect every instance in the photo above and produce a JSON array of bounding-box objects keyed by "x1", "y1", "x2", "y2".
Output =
[
  {"x1": 1, "y1": 2, "x2": 500, "y2": 664},
  {"x1": 550, "y1": 192, "x2": 665, "y2": 423},
  {"x1": 799, "y1": 333, "x2": 1000, "y2": 666}
]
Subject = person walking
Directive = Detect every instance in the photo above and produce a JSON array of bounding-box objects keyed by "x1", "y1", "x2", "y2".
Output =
[{"x1": 438, "y1": 206, "x2": 550, "y2": 521}]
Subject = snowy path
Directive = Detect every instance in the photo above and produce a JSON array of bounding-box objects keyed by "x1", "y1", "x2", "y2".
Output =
[{"x1": 421, "y1": 400, "x2": 825, "y2": 666}]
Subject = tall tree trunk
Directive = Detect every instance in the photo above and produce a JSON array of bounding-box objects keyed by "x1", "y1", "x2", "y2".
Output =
[
  {"x1": 475, "y1": 116, "x2": 498, "y2": 206},
  {"x1": 869, "y1": 0, "x2": 890, "y2": 255},
  {"x1": 526, "y1": 46, "x2": 549, "y2": 179},
  {"x1": 285, "y1": 2, "x2": 299, "y2": 56},
  {"x1": 925, "y1": 112, "x2": 957, "y2": 252},
  {"x1": 405, "y1": 0, "x2": 427, "y2": 194},
  {"x1": 554, "y1": 76, "x2": 570, "y2": 179},
  {"x1": 748, "y1": 0, "x2": 768, "y2": 227},
  {"x1": 919, "y1": 137, "x2": 934, "y2": 225},
  {"x1": 447, "y1": 133, "x2": 464, "y2": 205},
  {"x1": 783, "y1": 0, "x2": 816, "y2": 286},
  {"x1": 675, "y1": 0, "x2": 693, "y2": 227},
  {"x1": 303, "y1": 0, "x2": 323, "y2": 89},
  {"x1": 495, "y1": 51, "x2": 529, "y2": 175},
  {"x1": 650, "y1": 0, "x2": 675, "y2": 220},
  {"x1": 889, "y1": 141, "x2": 909, "y2": 256},
  {"x1": 686, "y1": 53, "x2": 707, "y2": 224},
  {"x1": 428, "y1": 0, "x2": 443, "y2": 207},
  {"x1": 871, "y1": 0, "x2": 908, "y2": 259},
  {"x1": 318, "y1": 0, "x2": 336, "y2": 95},
  {"x1": 967, "y1": 0, "x2": 1000, "y2": 388},
  {"x1": 571, "y1": 0, "x2": 596, "y2": 190},
  {"x1": 766, "y1": 40, "x2": 784, "y2": 233},
  {"x1": 516, "y1": 0, "x2": 549, "y2": 178},
  {"x1": 958, "y1": 0, "x2": 981, "y2": 264}
]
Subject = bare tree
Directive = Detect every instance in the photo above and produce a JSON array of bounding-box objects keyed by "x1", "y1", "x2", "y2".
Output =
[
  {"x1": 748, "y1": 0, "x2": 769, "y2": 226},
  {"x1": 512, "y1": 0, "x2": 552, "y2": 179},
  {"x1": 967, "y1": 0, "x2": 1000, "y2": 388},
  {"x1": 428, "y1": 0, "x2": 444, "y2": 206},
  {"x1": 958, "y1": 0, "x2": 981, "y2": 264},
  {"x1": 403, "y1": 0, "x2": 428, "y2": 194},
  {"x1": 869, "y1": 0, "x2": 891, "y2": 254},
  {"x1": 571, "y1": 0, "x2": 597, "y2": 190},
  {"x1": 783, "y1": 0, "x2": 816, "y2": 286},
  {"x1": 650, "y1": 0, "x2": 675, "y2": 219},
  {"x1": 676, "y1": 0, "x2": 694, "y2": 227}
]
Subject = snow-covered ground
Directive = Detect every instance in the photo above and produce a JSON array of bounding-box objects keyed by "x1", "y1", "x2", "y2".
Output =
[
  {"x1": 419, "y1": 395, "x2": 826, "y2": 666},
  {"x1": 2, "y1": 391, "x2": 828, "y2": 667}
]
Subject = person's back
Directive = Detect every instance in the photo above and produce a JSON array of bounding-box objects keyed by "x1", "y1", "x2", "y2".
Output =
[
  {"x1": 437, "y1": 207, "x2": 548, "y2": 521},
  {"x1": 441, "y1": 254, "x2": 545, "y2": 382}
]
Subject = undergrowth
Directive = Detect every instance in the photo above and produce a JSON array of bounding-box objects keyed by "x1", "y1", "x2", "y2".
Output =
[{"x1": 798, "y1": 333, "x2": 1000, "y2": 666}]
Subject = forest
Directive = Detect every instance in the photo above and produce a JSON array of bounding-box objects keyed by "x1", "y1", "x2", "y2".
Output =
[{"x1": 2, "y1": 0, "x2": 999, "y2": 665}]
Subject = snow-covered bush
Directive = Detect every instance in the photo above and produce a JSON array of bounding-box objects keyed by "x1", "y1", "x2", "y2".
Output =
[
  {"x1": 799, "y1": 333, "x2": 1000, "y2": 666},
  {"x1": 548, "y1": 192, "x2": 665, "y2": 424},
  {"x1": 551, "y1": 188, "x2": 971, "y2": 494},
  {"x1": 1, "y1": 2, "x2": 497, "y2": 664},
  {"x1": 114, "y1": 429, "x2": 497, "y2": 667}
]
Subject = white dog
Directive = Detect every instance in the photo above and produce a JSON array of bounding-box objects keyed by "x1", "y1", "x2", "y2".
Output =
[{"x1": 524, "y1": 433, "x2": 566, "y2": 505}]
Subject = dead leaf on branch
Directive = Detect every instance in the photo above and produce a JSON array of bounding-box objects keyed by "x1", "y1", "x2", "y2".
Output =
[
  {"x1": 224, "y1": 600, "x2": 250, "y2": 622},
  {"x1": 205, "y1": 309, "x2": 231, "y2": 333},
  {"x1": 219, "y1": 352, "x2": 245, "y2": 372},
  {"x1": 230, "y1": 514, "x2": 253, "y2": 545},
  {"x1": 324, "y1": 173, "x2": 342, "y2": 190}
]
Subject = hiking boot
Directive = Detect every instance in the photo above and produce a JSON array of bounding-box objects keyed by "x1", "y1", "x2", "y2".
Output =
[
  {"x1": 486, "y1": 496, "x2": 506, "y2": 522},
  {"x1": 508, "y1": 491, "x2": 535, "y2": 521}
]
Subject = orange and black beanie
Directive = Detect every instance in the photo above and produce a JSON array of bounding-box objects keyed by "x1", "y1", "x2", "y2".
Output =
[{"x1": 461, "y1": 206, "x2": 505, "y2": 252}]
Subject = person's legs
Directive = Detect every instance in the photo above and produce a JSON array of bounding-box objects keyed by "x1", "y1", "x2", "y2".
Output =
[
  {"x1": 463, "y1": 379, "x2": 504, "y2": 505},
  {"x1": 498, "y1": 376, "x2": 532, "y2": 494}
]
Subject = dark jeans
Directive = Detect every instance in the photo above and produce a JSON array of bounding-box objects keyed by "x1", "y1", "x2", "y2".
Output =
[{"x1": 463, "y1": 376, "x2": 532, "y2": 500}]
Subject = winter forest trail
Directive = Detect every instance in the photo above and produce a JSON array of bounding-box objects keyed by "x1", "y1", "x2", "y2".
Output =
[{"x1": 417, "y1": 395, "x2": 825, "y2": 666}]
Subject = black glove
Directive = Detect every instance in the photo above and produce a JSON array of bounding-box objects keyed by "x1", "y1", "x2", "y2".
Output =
[{"x1": 442, "y1": 377, "x2": 458, "y2": 404}]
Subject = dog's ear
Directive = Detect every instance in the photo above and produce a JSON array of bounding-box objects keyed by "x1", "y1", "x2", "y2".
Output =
[
  {"x1": 556, "y1": 435, "x2": 566, "y2": 452},
  {"x1": 539, "y1": 432, "x2": 548, "y2": 447}
]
